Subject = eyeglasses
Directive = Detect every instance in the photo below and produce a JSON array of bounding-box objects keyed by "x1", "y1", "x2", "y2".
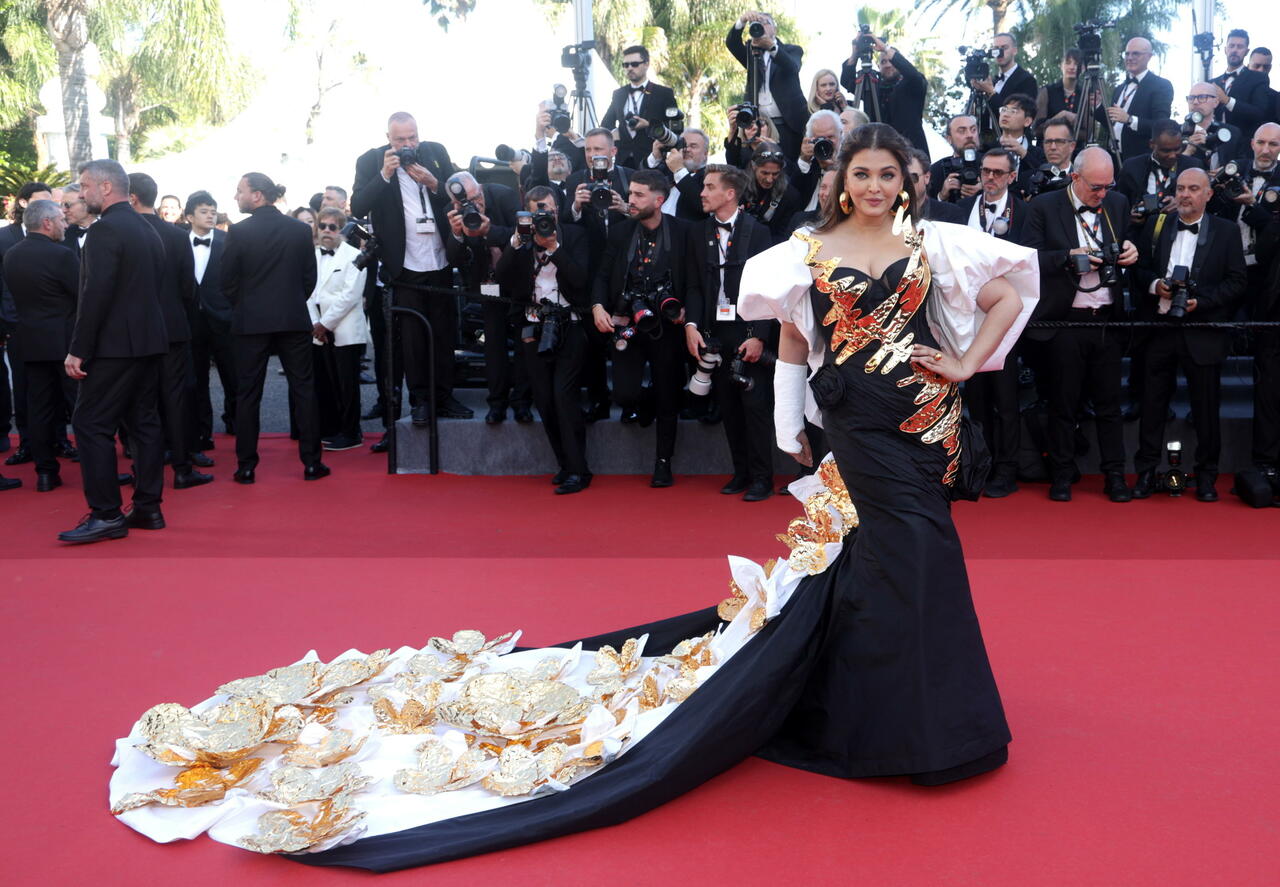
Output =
[
  {"x1": 908, "y1": 172, "x2": 921, "y2": 182},
  {"x1": 1081, "y1": 180, "x2": 1115, "y2": 193},
  {"x1": 980, "y1": 167, "x2": 1012, "y2": 177},
  {"x1": 1042, "y1": 138, "x2": 1073, "y2": 146},
  {"x1": 753, "y1": 151, "x2": 786, "y2": 163},
  {"x1": 1187, "y1": 94, "x2": 1216, "y2": 102},
  {"x1": 317, "y1": 222, "x2": 340, "y2": 231},
  {"x1": 1122, "y1": 51, "x2": 1151, "y2": 58},
  {"x1": 622, "y1": 61, "x2": 645, "y2": 68}
]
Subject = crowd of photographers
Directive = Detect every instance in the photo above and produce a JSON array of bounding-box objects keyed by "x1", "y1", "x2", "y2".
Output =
[{"x1": 4, "y1": 13, "x2": 1280, "y2": 509}]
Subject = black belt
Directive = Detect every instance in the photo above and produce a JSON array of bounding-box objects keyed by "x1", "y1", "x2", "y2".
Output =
[{"x1": 1067, "y1": 305, "x2": 1113, "y2": 318}]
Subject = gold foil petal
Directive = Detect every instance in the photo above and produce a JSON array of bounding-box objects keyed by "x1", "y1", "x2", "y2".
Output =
[
  {"x1": 371, "y1": 697, "x2": 438, "y2": 734},
  {"x1": 394, "y1": 739, "x2": 490, "y2": 795},
  {"x1": 237, "y1": 797, "x2": 366, "y2": 854},
  {"x1": 259, "y1": 762, "x2": 372, "y2": 805},
  {"x1": 218, "y1": 663, "x2": 323, "y2": 706},
  {"x1": 638, "y1": 672, "x2": 662, "y2": 711},
  {"x1": 111, "y1": 758, "x2": 262, "y2": 814},
  {"x1": 137, "y1": 699, "x2": 276, "y2": 767},
  {"x1": 280, "y1": 728, "x2": 367, "y2": 768}
]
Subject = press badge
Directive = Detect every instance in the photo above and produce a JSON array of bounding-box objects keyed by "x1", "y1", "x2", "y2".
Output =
[
  {"x1": 415, "y1": 216, "x2": 436, "y2": 235},
  {"x1": 716, "y1": 303, "x2": 737, "y2": 321},
  {"x1": 525, "y1": 306, "x2": 540, "y2": 323},
  {"x1": 480, "y1": 283, "x2": 500, "y2": 299}
]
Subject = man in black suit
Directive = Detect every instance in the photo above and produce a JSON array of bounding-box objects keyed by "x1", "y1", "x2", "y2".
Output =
[
  {"x1": 1129, "y1": 168, "x2": 1247, "y2": 501},
  {"x1": 1213, "y1": 30, "x2": 1274, "y2": 149},
  {"x1": 907, "y1": 150, "x2": 965, "y2": 224},
  {"x1": 1024, "y1": 147, "x2": 1139, "y2": 503},
  {"x1": 841, "y1": 36, "x2": 928, "y2": 152},
  {"x1": 441, "y1": 171, "x2": 529, "y2": 425},
  {"x1": 1118, "y1": 120, "x2": 1196, "y2": 224},
  {"x1": 182, "y1": 190, "x2": 236, "y2": 450},
  {"x1": 726, "y1": 11, "x2": 808, "y2": 161},
  {"x1": 350, "y1": 111, "x2": 471, "y2": 428},
  {"x1": 60, "y1": 183, "x2": 95, "y2": 260},
  {"x1": 642, "y1": 128, "x2": 710, "y2": 222},
  {"x1": 591, "y1": 170, "x2": 699, "y2": 487},
  {"x1": 683, "y1": 164, "x2": 775, "y2": 501},
  {"x1": 995, "y1": 93, "x2": 1046, "y2": 194},
  {"x1": 127, "y1": 173, "x2": 212, "y2": 490},
  {"x1": 495, "y1": 186, "x2": 592, "y2": 494},
  {"x1": 1180, "y1": 83, "x2": 1243, "y2": 171},
  {"x1": 61, "y1": 159, "x2": 169, "y2": 543},
  {"x1": 1247, "y1": 48, "x2": 1276, "y2": 122},
  {"x1": 788, "y1": 110, "x2": 843, "y2": 216},
  {"x1": 969, "y1": 33, "x2": 1037, "y2": 132},
  {"x1": 222, "y1": 172, "x2": 327, "y2": 484},
  {"x1": 1, "y1": 199, "x2": 77, "y2": 491},
  {"x1": 928, "y1": 115, "x2": 983, "y2": 204},
  {"x1": 1096, "y1": 37, "x2": 1174, "y2": 162},
  {"x1": 599, "y1": 45, "x2": 679, "y2": 171},
  {"x1": 1, "y1": 181, "x2": 54, "y2": 465}
]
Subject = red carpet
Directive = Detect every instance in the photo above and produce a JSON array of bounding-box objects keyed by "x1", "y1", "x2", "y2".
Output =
[{"x1": 2, "y1": 434, "x2": 1276, "y2": 885}]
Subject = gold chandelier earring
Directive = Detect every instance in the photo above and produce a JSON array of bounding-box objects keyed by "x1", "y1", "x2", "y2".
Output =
[
  {"x1": 891, "y1": 189, "x2": 913, "y2": 236},
  {"x1": 839, "y1": 191, "x2": 854, "y2": 215}
]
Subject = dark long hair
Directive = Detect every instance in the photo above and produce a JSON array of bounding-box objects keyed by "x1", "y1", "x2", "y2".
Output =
[
  {"x1": 242, "y1": 172, "x2": 286, "y2": 204},
  {"x1": 815, "y1": 123, "x2": 919, "y2": 233}
]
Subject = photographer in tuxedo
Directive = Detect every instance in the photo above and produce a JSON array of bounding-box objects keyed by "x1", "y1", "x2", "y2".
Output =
[
  {"x1": 1180, "y1": 84, "x2": 1243, "y2": 171},
  {"x1": 683, "y1": 165, "x2": 776, "y2": 501},
  {"x1": 840, "y1": 35, "x2": 928, "y2": 153},
  {"x1": 907, "y1": 149, "x2": 965, "y2": 224},
  {"x1": 1096, "y1": 37, "x2": 1174, "y2": 163},
  {"x1": 222, "y1": 173, "x2": 327, "y2": 484},
  {"x1": 600, "y1": 46, "x2": 679, "y2": 170},
  {"x1": 1129, "y1": 168, "x2": 1247, "y2": 501},
  {"x1": 645, "y1": 128, "x2": 710, "y2": 222},
  {"x1": 127, "y1": 173, "x2": 212, "y2": 490},
  {"x1": 183, "y1": 191, "x2": 236, "y2": 451},
  {"x1": 1024, "y1": 147, "x2": 1138, "y2": 503},
  {"x1": 592, "y1": 170, "x2": 699, "y2": 487},
  {"x1": 496, "y1": 187, "x2": 591, "y2": 494},
  {"x1": 442, "y1": 171, "x2": 529, "y2": 425},
  {"x1": 789, "y1": 110, "x2": 843, "y2": 216},
  {"x1": 741, "y1": 142, "x2": 803, "y2": 244},
  {"x1": 1118, "y1": 120, "x2": 1196, "y2": 226},
  {"x1": 308, "y1": 207, "x2": 368, "y2": 451},
  {"x1": 1213, "y1": 30, "x2": 1273, "y2": 148},
  {"x1": 928, "y1": 115, "x2": 983, "y2": 204},
  {"x1": 969, "y1": 33, "x2": 1038, "y2": 126},
  {"x1": 350, "y1": 111, "x2": 471, "y2": 427},
  {"x1": 61, "y1": 160, "x2": 168, "y2": 543},
  {"x1": 726, "y1": 10, "x2": 808, "y2": 160}
]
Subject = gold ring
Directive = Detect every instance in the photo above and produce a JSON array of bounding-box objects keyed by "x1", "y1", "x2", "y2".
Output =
[{"x1": 933, "y1": 352, "x2": 943, "y2": 360}]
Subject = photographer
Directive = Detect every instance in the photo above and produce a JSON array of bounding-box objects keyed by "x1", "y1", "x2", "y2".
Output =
[
  {"x1": 529, "y1": 103, "x2": 585, "y2": 188},
  {"x1": 726, "y1": 10, "x2": 808, "y2": 161},
  {"x1": 723, "y1": 104, "x2": 776, "y2": 169},
  {"x1": 599, "y1": 46, "x2": 678, "y2": 171},
  {"x1": 790, "y1": 110, "x2": 843, "y2": 214},
  {"x1": 807, "y1": 70, "x2": 847, "y2": 115},
  {"x1": 1118, "y1": 119, "x2": 1196, "y2": 229},
  {"x1": 994, "y1": 93, "x2": 1045, "y2": 193},
  {"x1": 1036, "y1": 49, "x2": 1083, "y2": 133},
  {"x1": 591, "y1": 170, "x2": 699, "y2": 487},
  {"x1": 1095, "y1": 38, "x2": 1173, "y2": 163},
  {"x1": 740, "y1": 142, "x2": 803, "y2": 244},
  {"x1": 840, "y1": 35, "x2": 929, "y2": 152},
  {"x1": 1180, "y1": 83, "x2": 1242, "y2": 171},
  {"x1": 683, "y1": 165, "x2": 776, "y2": 501},
  {"x1": 646, "y1": 128, "x2": 711, "y2": 221},
  {"x1": 1129, "y1": 168, "x2": 1246, "y2": 501},
  {"x1": 968, "y1": 33, "x2": 1038, "y2": 125},
  {"x1": 959, "y1": 148, "x2": 1029, "y2": 242},
  {"x1": 907, "y1": 149, "x2": 966, "y2": 223},
  {"x1": 495, "y1": 187, "x2": 592, "y2": 494},
  {"x1": 442, "y1": 171, "x2": 530, "y2": 425},
  {"x1": 350, "y1": 111, "x2": 472, "y2": 424},
  {"x1": 928, "y1": 115, "x2": 983, "y2": 204},
  {"x1": 1024, "y1": 147, "x2": 1138, "y2": 503},
  {"x1": 1212, "y1": 30, "x2": 1273, "y2": 146}
]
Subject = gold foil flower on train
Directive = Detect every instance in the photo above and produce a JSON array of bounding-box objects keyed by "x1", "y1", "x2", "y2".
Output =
[
  {"x1": 279, "y1": 724, "x2": 367, "y2": 768},
  {"x1": 136, "y1": 699, "x2": 279, "y2": 767},
  {"x1": 111, "y1": 758, "x2": 263, "y2": 814},
  {"x1": 369, "y1": 679, "x2": 443, "y2": 734},
  {"x1": 479, "y1": 741, "x2": 603, "y2": 797},
  {"x1": 407, "y1": 630, "x2": 518, "y2": 682},
  {"x1": 435, "y1": 672, "x2": 592, "y2": 739},
  {"x1": 237, "y1": 797, "x2": 366, "y2": 854},
  {"x1": 257, "y1": 762, "x2": 372, "y2": 806},
  {"x1": 394, "y1": 736, "x2": 491, "y2": 795},
  {"x1": 585, "y1": 638, "x2": 643, "y2": 699},
  {"x1": 217, "y1": 650, "x2": 392, "y2": 708}
]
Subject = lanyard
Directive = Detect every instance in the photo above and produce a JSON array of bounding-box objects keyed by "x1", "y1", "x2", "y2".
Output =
[{"x1": 978, "y1": 198, "x2": 1011, "y2": 233}]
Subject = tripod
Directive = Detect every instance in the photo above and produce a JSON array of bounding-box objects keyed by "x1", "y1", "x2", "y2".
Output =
[
  {"x1": 569, "y1": 64, "x2": 597, "y2": 133},
  {"x1": 964, "y1": 87, "x2": 997, "y2": 149},
  {"x1": 848, "y1": 57, "x2": 883, "y2": 123},
  {"x1": 1072, "y1": 62, "x2": 1116, "y2": 155}
]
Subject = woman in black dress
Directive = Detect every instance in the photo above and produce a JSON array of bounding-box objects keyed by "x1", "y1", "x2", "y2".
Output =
[{"x1": 1036, "y1": 48, "x2": 1083, "y2": 137}]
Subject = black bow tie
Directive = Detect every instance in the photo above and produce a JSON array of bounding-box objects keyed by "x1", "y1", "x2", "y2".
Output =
[
  {"x1": 192, "y1": 237, "x2": 210, "y2": 247},
  {"x1": 1125, "y1": 76, "x2": 1138, "y2": 86},
  {"x1": 983, "y1": 202, "x2": 999, "y2": 213},
  {"x1": 715, "y1": 220, "x2": 733, "y2": 231},
  {"x1": 631, "y1": 85, "x2": 645, "y2": 93},
  {"x1": 1075, "y1": 204, "x2": 1096, "y2": 216},
  {"x1": 319, "y1": 247, "x2": 336, "y2": 256},
  {"x1": 1177, "y1": 220, "x2": 1199, "y2": 234}
]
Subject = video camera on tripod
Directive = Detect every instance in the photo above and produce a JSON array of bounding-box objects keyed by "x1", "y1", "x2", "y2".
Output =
[
  {"x1": 559, "y1": 41, "x2": 598, "y2": 133},
  {"x1": 959, "y1": 45, "x2": 999, "y2": 82},
  {"x1": 1073, "y1": 20, "x2": 1115, "y2": 74},
  {"x1": 1070, "y1": 20, "x2": 1118, "y2": 152}
]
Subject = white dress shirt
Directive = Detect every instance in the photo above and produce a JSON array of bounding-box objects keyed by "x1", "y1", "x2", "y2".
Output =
[
  {"x1": 1114, "y1": 69, "x2": 1148, "y2": 142},
  {"x1": 533, "y1": 247, "x2": 569, "y2": 310},
  {"x1": 1153, "y1": 213, "x2": 1202, "y2": 312},
  {"x1": 391, "y1": 168, "x2": 446, "y2": 273},
  {"x1": 1068, "y1": 189, "x2": 1109, "y2": 308},
  {"x1": 967, "y1": 191, "x2": 1009, "y2": 234},
  {"x1": 714, "y1": 210, "x2": 740, "y2": 307},
  {"x1": 1241, "y1": 165, "x2": 1275, "y2": 266},
  {"x1": 189, "y1": 228, "x2": 214, "y2": 284}
]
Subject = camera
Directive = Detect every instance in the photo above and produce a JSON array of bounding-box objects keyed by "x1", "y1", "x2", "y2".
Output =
[
  {"x1": 812, "y1": 136, "x2": 835, "y2": 162},
  {"x1": 688, "y1": 339, "x2": 722, "y2": 397},
  {"x1": 495, "y1": 144, "x2": 532, "y2": 166},
  {"x1": 1132, "y1": 192, "x2": 1162, "y2": 220},
  {"x1": 532, "y1": 209, "x2": 557, "y2": 237},
  {"x1": 1165, "y1": 264, "x2": 1195, "y2": 319},
  {"x1": 395, "y1": 145, "x2": 423, "y2": 169},
  {"x1": 611, "y1": 324, "x2": 637, "y2": 351},
  {"x1": 627, "y1": 292, "x2": 658, "y2": 334},
  {"x1": 549, "y1": 83, "x2": 572, "y2": 134},
  {"x1": 1182, "y1": 113, "x2": 1234, "y2": 156},
  {"x1": 446, "y1": 178, "x2": 484, "y2": 232},
  {"x1": 342, "y1": 220, "x2": 379, "y2": 271},
  {"x1": 736, "y1": 101, "x2": 759, "y2": 130},
  {"x1": 1073, "y1": 20, "x2": 1115, "y2": 73},
  {"x1": 748, "y1": 21, "x2": 766, "y2": 39},
  {"x1": 624, "y1": 276, "x2": 677, "y2": 335},
  {"x1": 1096, "y1": 241, "x2": 1121, "y2": 287},
  {"x1": 959, "y1": 45, "x2": 999, "y2": 82},
  {"x1": 1161, "y1": 440, "x2": 1188, "y2": 495},
  {"x1": 536, "y1": 301, "x2": 567, "y2": 359},
  {"x1": 651, "y1": 106, "x2": 686, "y2": 150},
  {"x1": 947, "y1": 150, "x2": 980, "y2": 188},
  {"x1": 1025, "y1": 163, "x2": 1071, "y2": 198},
  {"x1": 588, "y1": 155, "x2": 615, "y2": 212},
  {"x1": 854, "y1": 23, "x2": 876, "y2": 65},
  {"x1": 1260, "y1": 186, "x2": 1280, "y2": 210},
  {"x1": 1212, "y1": 160, "x2": 1247, "y2": 200}
]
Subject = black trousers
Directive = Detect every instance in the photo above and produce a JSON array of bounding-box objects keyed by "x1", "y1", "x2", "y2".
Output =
[
  {"x1": 7, "y1": 341, "x2": 27, "y2": 441},
  {"x1": 1135, "y1": 332, "x2": 1222, "y2": 474},
  {"x1": 25, "y1": 359, "x2": 68, "y2": 475},
  {"x1": 965, "y1": 353, "x2": 1020, "y2": 476},
  {"x1": 393, "y1": 269, "x2": 455, "y2": 408},
  {"x1": 580, "y1": 323, "x2": 612, "y2": 406},
  {"x1": 314, "y1": 341, "x2": 363, "y2": 440},
  {"x1": 1252, "y1": 328, "x2": 1280, "y2": 469},
  {"x1": 190, "y1": 309, "x2": 237, "y2": 443},
  {"x1": 158, "y1": 341, "x2": 194, "y2": 473},
  {"x1": 711, "y1": 321, "x2": 775, "y2": 483},
  {"x1": 73, "y1": 355, "x2": 164, "y2": 518},
  {"x1": 771, "y1": 116, "x2": 803, "y2": 164},
  {"x1": 612, "y1": 323, "x2": 685, "y2": 461},
  {"x1": 483, "y1": 300, "x2": 531, "y2": 411},
  {"x1": 523, "y1": 320, "x2": 588, "y2": 475},
  {"x1": 1047, "y1": 314, "x2": 1127, "y2": 478},
  {"x1": 0, "y1": 327, "x2": 12, "y2": 437},
  {"x1": 234, "y1": 331, "x2": 320, "y2": 469}
]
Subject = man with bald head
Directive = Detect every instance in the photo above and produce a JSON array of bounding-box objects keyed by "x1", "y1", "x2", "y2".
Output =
[
  {"x1": 1130, "y1": 167, "x2": 1246, "y2": 500},
  {"x1": 1181, "y1": 83, "x2": 1243, "y2": 168},
  {"x1": 1097, "y1": 37, "x2": 1173, "y2": 162},
  {"x1": 1026, "y1": 146, "x2": 1138, "y2": 502}
]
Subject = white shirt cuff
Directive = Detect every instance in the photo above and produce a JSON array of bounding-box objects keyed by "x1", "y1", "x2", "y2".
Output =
[
  {"x1": 1227, "y1": 97, "x2": 1237, "y2": 111},
  {"x1": 797, "y1": 158, "x2": 813, "y2": 174},
  {"x1": 673, "y1": 168, "x2": 689, "y2": 183},
  {"x1": 1129, "y1": 116, "x2": 1139, "y2": 132},
  {"x1": 535, "y1": 138, "x2": 548, "y2": 152},
  {"x1": 646, "y1": 154, "x2": 660, "y2": 169}
]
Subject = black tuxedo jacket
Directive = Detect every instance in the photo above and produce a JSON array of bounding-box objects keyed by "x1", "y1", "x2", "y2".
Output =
[
  {"x1": 221, "y1": 205, "x2": 317, "y2": 336},
  {"x1": 1095, "y1": 72, "x2": 1174, "y2": 161},
  {"x1": 957, "y1": 193, "x2": 1029, "y2": 245},
  {"x1": 841, "y1": 51, "x2": 928, "y2": 152},
  {"x1": 1, "y1": 232, "x2": 78, "y2": 361},
  {"x1": 591, "y1": 216, "x2": 700, "y2": 317},
  {"x1": 1131, "y1": 213, "x2": 1247, "y2": 363},
  {"x1": 600, "y1": 82, "x2": 679, "y2": 166},
  {"x1": 0, "y1": 222, "x2": 23, "y2": 325},
  {"x1": 444, "y1": 182, "x2": 520, "y2": 290},
  {"x1": 350, "y1": 141, "x2": 454, "y2": 280},
  {"x1": 987, "y1": 66, "x2": 1038, "y2": 120},
  {"x1": 924, "y1": 197, "x2": 967, "y2": 224},
  {"x1": 686, "y1": 212, "x2": 774, "y2": 333},
  {"x1": 494, "y1": 225, "x2": 590, "y2": 312},
  {"x1": 1181, "y1": 122, "x2": 1245, "y2": 168},
  {"x1": 1214, "y1": 67, "x2": 1272, "y2": 140},
  {"x1": 1118, "y1": 153, "x2": 1200, "y2": 206},
  {"x1": 1023, "y1": 187, "x2": 1131, "y2": 340},
  {"x1": 725, "y1": 26, "x2": 808, "y2": 137},
  {"x1": 192, "y1": 228, "x2": 232, "y2": 325},
  {"x1": 65, "y1": 224, "x2": 90, "y2": 261},
  {"x1": 560, "y1": 165, "x2": 634, "y2": 279},
  {"x1": 743, "y1": 184, "x2": 805, "y2": 245},
  {"x1": 139, "y1": 213, "x2": 195, "y2": 344},
  {"x1": 70, "y1": 202, "x2": 168, "y2": 361},
  {"x1": 663, "y1": 167, "x2": 709, "y2": 222}
]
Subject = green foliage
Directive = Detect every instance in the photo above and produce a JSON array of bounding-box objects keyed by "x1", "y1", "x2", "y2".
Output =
[
  {"x1": 0, "y1": 0, "x2": 55, "y2": 130},
  {"x1": 424, "y1": 0, "x2": 476, "y2": 31},
  {"x1": 0, "y1": 157, "x2": 72, "y2": 197}
]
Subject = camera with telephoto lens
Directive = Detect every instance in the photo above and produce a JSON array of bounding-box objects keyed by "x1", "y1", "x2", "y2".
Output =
[
  {"x1": 495, "y1": 144, "x2": 532, "y2": 166},
  {"x1": 1161, "y1": 440, "x2": 1187, "y2": 495},
  {"x1": 1025, "y1": 163, "x2": 1071, "y2": 198},
  {"x1": 812, "y1": 136, "x2": 836, "y2": 162},
  {"x1": 1073, "y1": 20, "x2": 1115, "y2": 73},
  {"x1": 1165, "y1": 264, "x2": 1195, "y2": 319},
  {"x1": 535, "y1": 301, "x2": 568, "y2": 359},
  {"x1": 1095, "y1": 241, "x2": 1121, "y2": 287},
  {"x1": 651, "y1": 107, "x2": 686, "y2": 151},
  {"x1": 342, "y1": 220, "x2": 379, "y2": 271},
  {"x1": 446, "y1": 177, "x2": 484, "y2": 232},
  {"x1": 1212, "y1": 160, "x2": 1247, "y2": 200},
  {"x1": 587, "y1": 155, "x2": 615, "y2": 212},
  {"x1": 688, "y1": 339, "x2": 722, "y2": 397},
  {"x1": 748, "y1": 21, "x2": 766, "y2": 39},
  {"x1": 959, "y1": 45, "x2": 999, "y2": 82},
  {"x1": 1260, "y1": 186, "x2": 1280, "y2": 211},
  {"x1": 611, "y1": 323, "x2": 637, "y2": 351},
  {"x1": 549, "y1": 83, "x2": 572, "y2": 134},
  {"x1": 736, "y1": 101, "x2": 759, "y2": 131},
  {"x1": 626, "y1": 291, "x2": 659, "y2": 334},
  {"x1": 854, "y1": 23, "x2": 877, "y2": 65}
]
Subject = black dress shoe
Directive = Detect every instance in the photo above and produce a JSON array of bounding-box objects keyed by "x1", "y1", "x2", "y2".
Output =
[
  {"x1": 0, "y1": 474, "x2": 21, "y2": 491},
  {"x1": 125, "y1": 508, "x2": 166, "y2": 530},
  {"x1": 304, "y1": 462, "x2": 331, "y2": 481},
  {"x1": 1104, "y1": 472, "x2": 1132, "y2": 503},
  {"x1": 190, "y1": 451, "x2": 215, "y2": 468},
  {"x1": 370, "y1": 434, "x2": 389, "y2": 453},
  {"x1": 743, "y1": 480, "x2": 773, "y2": 502},
  {"x1": 1196, "y1": 474, "x2": 1219, "y2": 502},
  {"x1": 485, "y1": 407, "x2": 506, "y2": 425},
  {"x1": 438, "y1": 396, "x2": 474, "y2": 419},
  {"x1": 35, "y1": 473, "x2": 63, "y2": 492},
  {"x1": 233, "y1": 467, "x2": 255, "y2": 484},
  {"x1": 362, "y1": 402, "x2": 385, "y2": 421},
  {"x1": 1048, "y1": 478, "x2": 1072, "y2": 501},
  {"x1": 554, "y1": 473, "x2": 588, "y2": 494},
  {"x1": 983, "y1": 470, "x2": 1019, "y2": 498},
  {"x1": 551, "y1": 469, "x2": 569, "y2": 486},
  {"x1": 411, "y1": 404, "x2": 431, "y2": 426},
  {"x1": 1131, "y1": 469, "x2": 1157, "y2": 499},
  {"x1": 55, "y1": 441, "x2": 78, "y2": 460},
  {"x1": 584, "y1": 401, "x2": 611, "y2": 423},
  {"x1": 58, "y1": 513, "x2": 128, "y2": 544},
  {"x1": 174, "y1": 469, "x2": 214, "y2": 489},
  {"x1": 513, "y1": 406, "x2": 534, "y2": 424},
  {"x1": 650, "y1": 458, "x2": 673, "y2": 488},
  {"x1": 196, "y1": 437, "x2": 215, "y2": 451},
  {"x1": 4, "y1": 446, "x2": 31, "y2": 465},
  {"x1": 720, "y1": 475, "x2": 749, "y2": 495},
  {"x1": 637, "y1": 403, "x2": 656, "y2": 428},
  {"x1": 322, "y1": 434, "x2": 363, "y2": 451},
  {"x1": 118, "y1": 472, "x2": 135, "y2": 486},
  {"x1": 619, "y1": 408, "x2": 639, "y2": 425}
]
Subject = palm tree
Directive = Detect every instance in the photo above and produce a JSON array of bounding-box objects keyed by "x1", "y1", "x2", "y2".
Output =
[
  {"x1": 0, "y1": 0, "x2": 56, "y2": 130},
  {"x1": 43, "y1": 0, "x2": 92, "y2": 169},
  {"x1": 917, "y1": 0, "x2": 1023, "y2": 37}
]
